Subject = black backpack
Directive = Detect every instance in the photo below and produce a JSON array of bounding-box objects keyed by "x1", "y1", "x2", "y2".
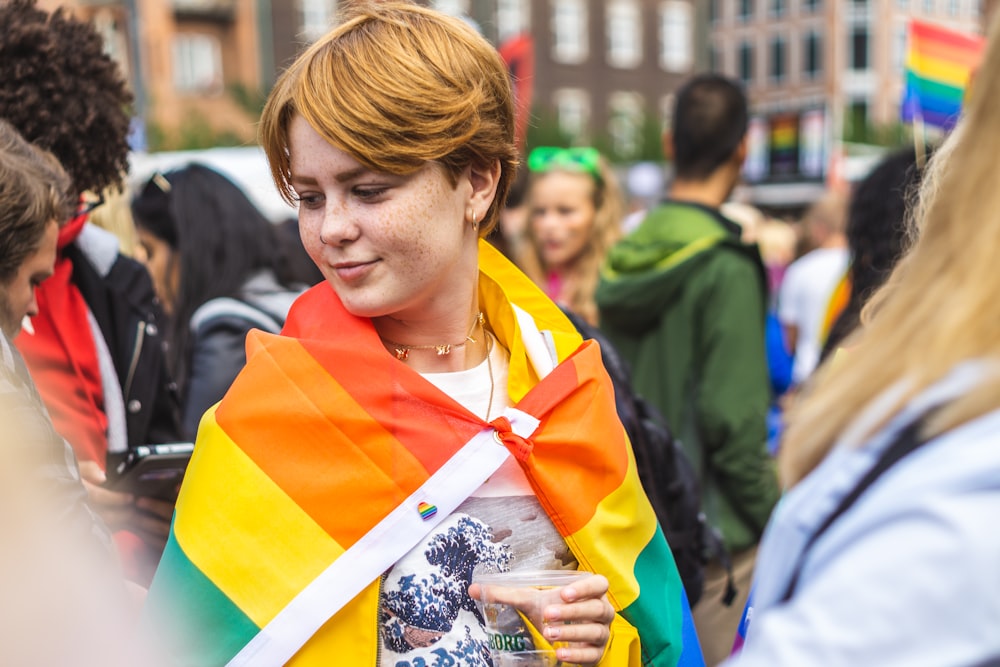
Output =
[{"x1": 562, "y1": 309, "x2": 732, "y2": 608}]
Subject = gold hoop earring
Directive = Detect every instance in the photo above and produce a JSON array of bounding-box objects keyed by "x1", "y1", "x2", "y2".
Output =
[{"x1": 471, "y1": 211, "x2": 479, "y2": 232}]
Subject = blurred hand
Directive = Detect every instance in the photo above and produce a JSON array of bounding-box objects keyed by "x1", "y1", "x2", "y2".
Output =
[
  {"x1": 132, "y1": 495, "x2": 174, "y2": 552},
  {"x1": 469, "y1": 573, "x2": 615, "y2": 666},
  {"x1": 78, "y1": 460, "x2": 174, "y2": 552},
  {"x1": 78, "y1": 460, "x2": 135, "y2": 530}
]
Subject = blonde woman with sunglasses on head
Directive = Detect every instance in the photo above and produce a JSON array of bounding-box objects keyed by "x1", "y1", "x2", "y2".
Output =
[
  {"x1": 518, "y1": 147, "x2": 625, "y2": 326},
  {"x1": 142, "y1": 4, "x2": 701, "y2": 667}
]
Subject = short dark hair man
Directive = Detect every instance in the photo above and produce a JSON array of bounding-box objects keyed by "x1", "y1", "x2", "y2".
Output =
[{"x1": 596, "y1": 73, "x2": 779, "y2": 665}]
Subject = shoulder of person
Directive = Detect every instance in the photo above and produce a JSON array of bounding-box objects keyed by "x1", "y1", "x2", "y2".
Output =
[
  {"x1": 190, "y1": 297, "x2": 284, "y2": 336},
  {"x1": 74, "y1": 224, "x2": 121, "y2": 278},
  {"x1": 72, "y1": 223, "x2": 162, "y2": 314}
]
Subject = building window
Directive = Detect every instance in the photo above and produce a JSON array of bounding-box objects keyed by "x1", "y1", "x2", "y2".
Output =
[
  {"x1": 301, "y1": 0, "x2": 336, "y2": 42},
  {"x1": 947, "y1": 0, "x2": 959, "y2": 14},
  {"x1": 851, "y1": 27, "x2": 869, "y2": 70},
  {"x1": 739, "y1": 40, "x2": 754, "y2": 83},
  {"x1": 608, "y1": 92, "x2": 644, "y2": 160},
  {"x1": 552, "y1": 0, "x2": 588, "y2": 64},
  {"x1": 497, "y1": 0, "x2": 530, "y2": 42},
  {"x1": 739, "y1": 0, "x2": 754, "y2": 21},
  {"x1": 922, "y1": 0, "x2": 934, "y2": 11},
  {"x1": 770, "y1": 36, "x2": 786, "y2": 82},
  {"x1": 803, "y1": 0, "x2": 821, "y2": 11},
  {"x1": 172, "y1": 33, "x2": 222, "y2": 94},
  {"x1": 770, "y1": 0, "x2": 786, "y2": 16},
  {"x1": 554, "y1": 88, "x2": 590, "y2": 142},
  {"x1": 607, "y1": 0, "x2": 642, "y2": 68},
  {"x1": 708, "y1": 0, "x2": 719, "y2": 24},
  {"x1": 93, "y1": 10, "x2": 131, "y2": 81},
  {"x1": 847, "y1": 100, "x2": 869, "y2": 140},
  {"x1": 803, "y1": 30, "x2": 822, "y2": 78},
  {"x1": 893, "y1": 23, "x2": 908, "y2": 69},
  {"x1": 897, "y1": 0, "x2": 909, "y2": 8},
  {"x1": 659, "y1": 1, "x2": 692, "y2": 73},
  {"x1": 709, "y1": 45, "x2": 721, "y2": 73},
  {"x1": 660, "y1": 93, "x2": 675, "y2": 134}
]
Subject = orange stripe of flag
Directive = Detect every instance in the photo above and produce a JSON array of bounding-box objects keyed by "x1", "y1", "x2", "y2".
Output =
[
  {"x1": 216, "y1": 337, "x2": 447, "y2": 546},
  {"x1": 910, "y1": 19, "x2": 984, "y2": 57},
  {"x1": 911, "y1": 34, "x2": 982, "y2": 67},
  {"x1": 283, "y1": 286, "x2": 486, "y2": 474},
  {"x1": 519, "y1": 345, "x2": 629, "y2": 535},
  {"x1": 300, "y1": 335, "x2": 487, "y2": 472}
]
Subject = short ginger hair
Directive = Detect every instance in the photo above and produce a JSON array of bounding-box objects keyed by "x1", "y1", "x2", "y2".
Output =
[{"x1": 260, "y1": 1, "x2": 517, "y2": 236}]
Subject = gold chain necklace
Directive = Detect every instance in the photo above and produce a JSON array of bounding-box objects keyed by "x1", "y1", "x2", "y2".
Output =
[
  {"x1": 483, "y1": 331, "x2": 495, "y2": 422},
  {"x1": 383, "y1": 312, "x2": 485, "y2": 361}
]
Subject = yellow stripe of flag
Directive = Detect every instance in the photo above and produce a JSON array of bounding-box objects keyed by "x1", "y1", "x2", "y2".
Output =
[
  {"x1": 563, "y1": 441, "x2": 658, "y2": 611},
  {"x1": 174, "y1": 409, "x2": 345, "y2": 627},
  {"x1": 907, "y1": 51, "x2": 973, "y2": 88}
]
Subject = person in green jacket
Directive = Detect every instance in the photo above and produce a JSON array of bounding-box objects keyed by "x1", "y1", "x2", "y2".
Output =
[{"x1": 596, "y1": 73, "x2": 780, "y2": 666}]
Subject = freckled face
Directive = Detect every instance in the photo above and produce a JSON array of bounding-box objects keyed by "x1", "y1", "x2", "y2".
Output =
[
  {"x1": 529, "y1": 171, "x2": 596, "y2": 271},
  {"x1": 288, "y1": 114, "x2": 478, "y2": 322}
]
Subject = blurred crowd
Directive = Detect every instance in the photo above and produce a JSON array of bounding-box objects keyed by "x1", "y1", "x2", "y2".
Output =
[{"x1": 2, "y1": 0, "x2": 1000, "y2": 666}]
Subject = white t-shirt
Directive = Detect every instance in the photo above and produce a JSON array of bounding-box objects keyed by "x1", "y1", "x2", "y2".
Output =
[
  {"x1": 378, "y1": 336, "x2": 575, "y2": 667},
  {"x1": 778, "y1": 247, "x2": 849, "y2": 384}
]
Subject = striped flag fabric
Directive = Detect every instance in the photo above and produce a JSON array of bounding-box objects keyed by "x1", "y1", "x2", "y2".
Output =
[
  {"x1": 902, "y1": 19, "x2": 985, "y2": 130},
  {"x1": 143, "y1": 241, "x2": 699, "y2": 667}
]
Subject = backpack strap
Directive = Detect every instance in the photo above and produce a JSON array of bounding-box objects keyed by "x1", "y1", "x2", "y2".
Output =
[
  {"x1": 780, "y1": 411, "x2": 938, "y2": 602},
  {"x1": 190, "y1": 297, "x2": 283, "y2": 335}
]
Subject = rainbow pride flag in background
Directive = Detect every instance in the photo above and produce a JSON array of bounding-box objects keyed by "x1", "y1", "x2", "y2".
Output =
[{"x1": 901, "y1": 19, "x2": 985, "y2": 130}]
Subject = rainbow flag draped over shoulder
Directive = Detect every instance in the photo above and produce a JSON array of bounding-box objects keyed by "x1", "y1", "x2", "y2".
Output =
[
  {"x1": 902, "y1": 19, "x2": 985, "y2": 130},
  {"x1": 143, "y1": 242, "x2": 695, "y2": 667}
]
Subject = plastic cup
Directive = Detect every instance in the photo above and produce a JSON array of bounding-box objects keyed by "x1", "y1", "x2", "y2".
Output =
[
  {"x1": 491, "y1": 651, "x2": 559, "y2": 666},
  {"x1": 472, "y1": 570, "x2": 589, "y2": 666}
]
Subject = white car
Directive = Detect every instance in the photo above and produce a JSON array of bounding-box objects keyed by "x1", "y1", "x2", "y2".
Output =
[{"x1": 128, "y1": 146, "x2": 296, "y2": 223}]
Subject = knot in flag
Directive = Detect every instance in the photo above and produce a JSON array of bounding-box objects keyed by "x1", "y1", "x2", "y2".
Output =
[{"x1": 489, "y1": 415, "x2": 534, "y2": 462}]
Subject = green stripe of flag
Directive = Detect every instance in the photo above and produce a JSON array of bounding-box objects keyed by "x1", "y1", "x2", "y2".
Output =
[
  {"x1": 144, "y1": 533, "x2": 261, "y2": 666},
  {"x1": 906, "y1": 71, "x2": 965, "y2": 105},
  {"x1": 622, "y1": 523, "x2": 686, "y2": 666}
]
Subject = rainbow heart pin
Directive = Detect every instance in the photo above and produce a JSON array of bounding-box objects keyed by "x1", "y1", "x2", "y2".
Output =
[{"x1": 417, "y1": 502, "x2": 437, "y2": 520}]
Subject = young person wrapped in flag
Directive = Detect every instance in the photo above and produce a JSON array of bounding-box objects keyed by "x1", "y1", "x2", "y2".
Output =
[{"x1": 142, "y1": 3, "x2": 701, "y2": 666}]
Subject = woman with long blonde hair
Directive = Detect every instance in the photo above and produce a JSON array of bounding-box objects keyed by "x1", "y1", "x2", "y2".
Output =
[
  {"x1": 518, "y1": 146, "x2": 624, "y2": 325},
  {"x1": 724, "y1": 15, "x2": 1000, "y2": 667}
]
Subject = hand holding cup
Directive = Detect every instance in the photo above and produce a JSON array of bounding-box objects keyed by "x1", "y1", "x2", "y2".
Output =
[{"x1": 469, "y1": 570, "x2": 614, "y2": 666}]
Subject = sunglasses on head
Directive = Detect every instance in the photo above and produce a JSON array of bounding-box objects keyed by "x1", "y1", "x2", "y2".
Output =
[
  {"x1": 76, "y1": 191, "x2": 105, "y2": 218},
  {"x1": 527, "y1": 146, "x2": 603, "y2": 181}
]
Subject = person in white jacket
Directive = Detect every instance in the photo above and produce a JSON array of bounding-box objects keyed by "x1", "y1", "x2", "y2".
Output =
[{"x1": 727, "y1": 15, "x2": 1000, "y2": 667}]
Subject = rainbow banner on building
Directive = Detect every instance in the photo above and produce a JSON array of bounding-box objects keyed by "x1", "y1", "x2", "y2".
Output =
[{"x1": 901, "y1": 19, "x2": 985, "y2": 130}]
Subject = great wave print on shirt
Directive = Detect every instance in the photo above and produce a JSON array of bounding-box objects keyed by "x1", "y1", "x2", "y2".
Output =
[{"x1": 378, "y1": 495, "x2": 576, "y2": 667}]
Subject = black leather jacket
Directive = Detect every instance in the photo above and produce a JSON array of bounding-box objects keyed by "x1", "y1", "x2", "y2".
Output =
[{"x1": 68, "y1": 226, "x2": 181, "y2": 452}]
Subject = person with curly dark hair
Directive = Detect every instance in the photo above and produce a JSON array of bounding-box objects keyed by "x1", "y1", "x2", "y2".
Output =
[
  {"x1": 0, "y1": 0, "x2": 181, "y2": 585},
  {"x1": 820, "y1": 148, "x2": 924, "y2": 358},
  {"x1": 0, "y1": 0, "x2": 132, "y2": 198}
]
